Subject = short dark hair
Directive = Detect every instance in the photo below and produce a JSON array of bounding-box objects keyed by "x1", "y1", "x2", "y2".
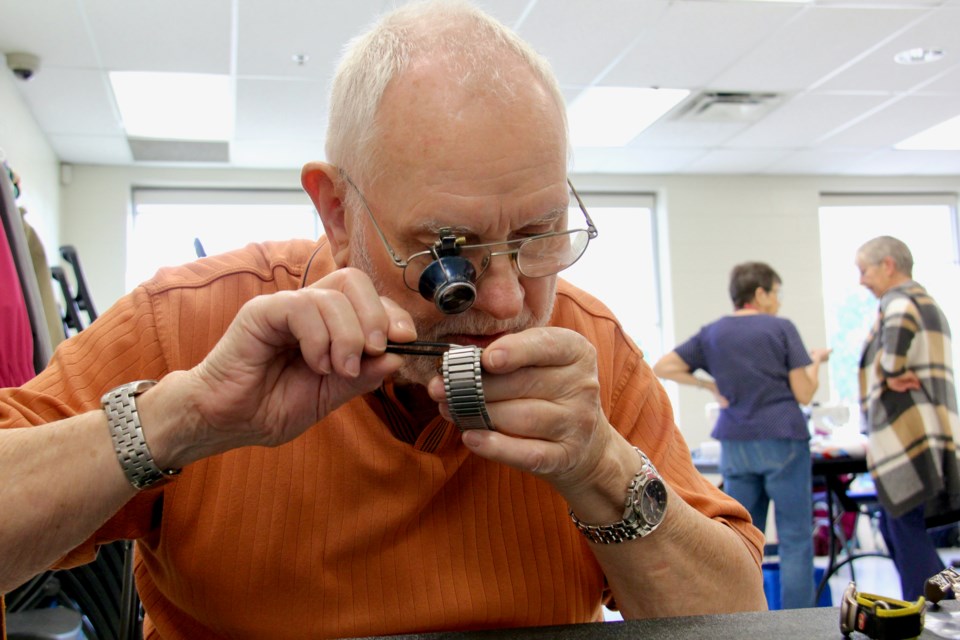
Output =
[{"x1": 729, "y1": 262, "x2": 781, "y2": 309}]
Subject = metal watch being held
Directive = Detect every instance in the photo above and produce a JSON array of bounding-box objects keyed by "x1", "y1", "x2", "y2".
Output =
[{"x1": 442, "y1": 345, "x2": 493, "y2": 431}]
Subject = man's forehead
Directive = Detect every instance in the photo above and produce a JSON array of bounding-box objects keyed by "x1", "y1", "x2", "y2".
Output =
[{"x1": 404, "y1": 203, "x2": 567, "y2": 235}]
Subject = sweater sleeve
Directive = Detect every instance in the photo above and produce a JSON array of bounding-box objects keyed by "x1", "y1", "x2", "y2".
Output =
[{"x1": 0, "y1": 284, "x2": 174, "y2": 566}]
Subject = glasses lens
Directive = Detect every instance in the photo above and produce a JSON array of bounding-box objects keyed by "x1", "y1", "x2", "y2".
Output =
[{"x1": 517, "y1": 229, "x2": 590, "y2": 278}]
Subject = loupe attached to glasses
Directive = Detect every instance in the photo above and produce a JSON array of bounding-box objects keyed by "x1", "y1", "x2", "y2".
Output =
[{"x1": 418, "y1": 229, "x2": 478, "y2": 314}]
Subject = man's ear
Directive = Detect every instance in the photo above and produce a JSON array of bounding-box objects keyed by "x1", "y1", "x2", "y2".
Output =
[
  {"x1": 881, "y1": 255, "x2": 898, "y2": 275},
  {"x1": 301, "y1": 161, "x2": 351, "y2": 266}
]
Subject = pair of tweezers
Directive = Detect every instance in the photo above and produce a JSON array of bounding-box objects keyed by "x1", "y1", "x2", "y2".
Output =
[{"x1": 385, "y1": 340, "x2": 458, "y2": 357}]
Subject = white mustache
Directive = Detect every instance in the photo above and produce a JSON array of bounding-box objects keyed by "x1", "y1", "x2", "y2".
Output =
[{"x1": 416, "y1": 312, "x2": 537, "y2": 343}]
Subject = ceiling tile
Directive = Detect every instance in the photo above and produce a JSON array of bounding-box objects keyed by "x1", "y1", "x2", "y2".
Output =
[
  {"x1": 602, "y1": 1, "x2": 802, "y2": 89},
  {"x1": 764, "y1": 149, "x2": 866, "y2": 175},
  {"x1": 679, "y1": 148, "x2": 789, "y2": 174},
  {"x1": 846, "y1": 148, "x2": 960, "y2": 175},
  {"x1": 237, "y1": 0, "x2": 379, "y2": 79},
  {"x1": 49, "y1": 133, "x2": 132, "y2": 165},
  {"x1": 821, "y1": 94, "x2": 960, "y2": 147},
  {"x1": 83, "y1": 0, "x2": 232, "y2": 72},
  {"x1": 570, "y1": 146, "x2": 704, "y2": 174},
  {"x1": 818, "y1": 6, "x2": 960, "y2": 92},
  {"x1": 10, "y1": 68, "x2": 122, "y2": 136},
  {"x1": 725, "y1": 93, "x2": 889, "y2": 148},
  {"x1": 229, "y1": 139, "x2": 325, "y2": 169},
  {"x1": 234, "y1": 78, "x2": 328, "y2": 141},
  {"x1": 711, "y1": 6, "x2": 926, "y2": 92},
  {"x1": 0, "y1": 0, "x2": 98, "y2": 68},
  {"x1": 516, "y1": 0, "x2": 671, "y2": 87}
]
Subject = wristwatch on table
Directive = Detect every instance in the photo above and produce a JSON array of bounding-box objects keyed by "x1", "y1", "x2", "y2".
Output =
[
  {"x1": 925, "y1": 567, "x2": 960, "y2": 604},
  {"x1": 569, "y1": 447, "x2": 668, "y2": 544},
  {"x1": 102, "y1": 380, "x2": 181, "y2": 490},
  {"x1": 840, "y1": 582, "x2": 926, "y2": 640}
]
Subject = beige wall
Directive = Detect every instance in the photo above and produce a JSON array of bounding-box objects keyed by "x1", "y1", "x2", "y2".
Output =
[{"x1": 0, "y1": 63, "x2": 60, "y2": 262}]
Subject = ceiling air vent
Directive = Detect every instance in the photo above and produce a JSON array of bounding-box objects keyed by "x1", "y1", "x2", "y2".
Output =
[
  {"x1": 128, "y1": 138, "x2": 230, "y2": 163},
  {"x1": 675, "y1": 91, "x2": 781, "y2": 123}
]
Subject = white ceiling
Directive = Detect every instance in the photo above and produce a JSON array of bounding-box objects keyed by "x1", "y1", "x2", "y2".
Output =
[{"x1": 2, "y1": 0, "x2": 960, "y2": 175}]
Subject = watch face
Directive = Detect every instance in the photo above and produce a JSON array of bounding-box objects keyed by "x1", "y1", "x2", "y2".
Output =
[{"x1": 640, "y1": 479, "x2": 668, "y2": 524}]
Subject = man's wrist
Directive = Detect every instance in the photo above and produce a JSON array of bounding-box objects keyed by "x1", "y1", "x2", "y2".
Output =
[
  {"x1": 102, "y1": 380, "x2": 181, "y2": 490},
  {"x1": 134, "y1": 370, "x2": 206, "y2": 471}
]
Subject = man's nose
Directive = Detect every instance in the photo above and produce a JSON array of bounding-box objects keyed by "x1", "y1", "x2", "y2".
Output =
[{"x1": 472, "y1": 256, "x2": 524, "y2": 319}]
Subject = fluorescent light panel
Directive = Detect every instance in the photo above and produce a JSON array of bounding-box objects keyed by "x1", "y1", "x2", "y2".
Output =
[
  {"x1": 895, "y1": 114, "x2": 960, "y2": 151},
  {"x1": 569, "y1": 87, "x2": 689, "y2": 147},
  {"x1": 109, "y1": 71, "x2": 234, "y2": 141}
]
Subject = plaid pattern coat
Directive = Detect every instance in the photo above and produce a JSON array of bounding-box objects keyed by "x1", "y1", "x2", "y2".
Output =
[{"x1": 859, "y1": 281, "x2": 960, "y2": 520}]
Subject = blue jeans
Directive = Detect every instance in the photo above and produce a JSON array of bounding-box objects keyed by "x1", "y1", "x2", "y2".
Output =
[
  {"x1": 721, "y1": 439, "x2": 815, "y2": 609},
  {"x1": 878, "y1": 503, "x2": 945, "y2": 601}
]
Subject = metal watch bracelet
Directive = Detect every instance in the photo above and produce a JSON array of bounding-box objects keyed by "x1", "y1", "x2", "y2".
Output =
[
  {"x1": 442, "y1": 345, "x2": 493, "y2": 431},
  {"x1": 102, "y1": 380, "x2": 181, "y2": 490}
]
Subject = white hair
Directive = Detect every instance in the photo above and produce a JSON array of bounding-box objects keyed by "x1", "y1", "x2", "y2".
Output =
[
  {"x1": 325, "y1": 0, "x2": 568, "y2": 191},
  {"x1": 857, "y1": 235, "x2": 914, "y2": 277}
]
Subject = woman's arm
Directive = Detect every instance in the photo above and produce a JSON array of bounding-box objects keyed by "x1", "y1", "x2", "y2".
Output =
[{"x1": 788, "y1": 348, "x2": 831, "y2": 405}]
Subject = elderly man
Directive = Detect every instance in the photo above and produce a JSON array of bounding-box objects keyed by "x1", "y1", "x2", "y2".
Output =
[
  {"x1": 0, "y1": 2, "x2": 765, "y2": 637},
  {"x1": 857, "y1": 235, "x2": 960, "y2": 601}
]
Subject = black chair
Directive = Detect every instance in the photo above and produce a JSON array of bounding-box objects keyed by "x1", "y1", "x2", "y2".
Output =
[
  {"x1": 50, "y1": 265, "x2": 84, "y2": 334},
  {"x1": 6, "y1": 540, "x2": 141, "y2": 640}
]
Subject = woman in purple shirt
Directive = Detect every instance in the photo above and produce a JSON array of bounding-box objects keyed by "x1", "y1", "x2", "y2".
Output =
[{"x1": 654, "y1": 262, "x2": 830, "y2": 609}]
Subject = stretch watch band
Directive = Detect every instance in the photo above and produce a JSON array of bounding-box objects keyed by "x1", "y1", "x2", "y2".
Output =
[
  {"x1": 840, "y1": 582, "x2": 926, "y2": 640},
  {"x1": 442, "y1": 345, "x2": 493, "y2": 431},
  {"x1": 102, "y1": 380, "x2": 181, "y2": 490}
]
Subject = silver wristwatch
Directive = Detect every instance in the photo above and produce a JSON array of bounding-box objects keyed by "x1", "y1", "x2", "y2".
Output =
[
  {"x1": 102, "y1": 380, "x2": 181, "y2": 490},
  {"x1": 442, "y1": 345, "x2": 493, "y2": 431},
  {"x1": 570, "y1": 448, "x2": 668, "y2": 544}
]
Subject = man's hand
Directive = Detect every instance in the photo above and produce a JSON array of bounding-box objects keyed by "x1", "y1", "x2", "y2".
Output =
[
  {"x1": 427, "y1": 327, "x2": 635, "y2": 519},
  {"x1": 148, "y1": 268, "x2": 416, "y2": 467}
]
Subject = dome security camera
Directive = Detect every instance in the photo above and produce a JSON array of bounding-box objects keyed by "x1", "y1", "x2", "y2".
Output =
[{"x1": 6, "y1": 52, "x2": 40, "y2": 81}]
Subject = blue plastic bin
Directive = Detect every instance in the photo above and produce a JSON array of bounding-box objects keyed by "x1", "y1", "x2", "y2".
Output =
[{"x1": 762, "y1": 563, "x2": 832, "y2": 609}]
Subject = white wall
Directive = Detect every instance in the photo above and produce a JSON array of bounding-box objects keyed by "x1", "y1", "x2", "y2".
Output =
[
  {"x1": 0, "y1": 63, "x2": 60, "y2": 261},
  {"x1": 42, "y1": 164, "x2": 960, "y2": 447}
]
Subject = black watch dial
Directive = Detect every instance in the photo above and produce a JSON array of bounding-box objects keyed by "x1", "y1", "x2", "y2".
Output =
[{"x1": 640, "y1": 478, "x2": 668, "y2": 525}]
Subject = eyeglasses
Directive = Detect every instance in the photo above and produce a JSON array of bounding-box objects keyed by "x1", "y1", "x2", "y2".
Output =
[{"x1": 340, "y1": 171, "x2": 598, "y2": 299}]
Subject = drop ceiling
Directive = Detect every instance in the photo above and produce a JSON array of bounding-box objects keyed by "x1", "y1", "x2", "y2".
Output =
[{"x1": 1, "y1": 0, "x2": 960, "y2": 175}]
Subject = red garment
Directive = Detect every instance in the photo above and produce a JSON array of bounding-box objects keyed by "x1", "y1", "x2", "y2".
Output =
[
  {"x1": 1, "y1": 239, "x2": 762, "y2": 639},
  {"x1": 0, "y1": 216, "x2": 34, "y2": 387}
]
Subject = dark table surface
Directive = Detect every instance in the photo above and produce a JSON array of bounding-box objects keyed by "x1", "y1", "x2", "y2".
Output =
[
  {"x1": 355, "y1": 601, "x2": 959, "y2": 640},
  {"x1": 691, "y1": 453, "x2": 869, "y2": 477}
]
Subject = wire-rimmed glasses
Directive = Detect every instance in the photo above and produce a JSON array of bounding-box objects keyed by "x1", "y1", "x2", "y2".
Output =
[{"x1": 341, "y1": 171, "x2": 598, "y2": 297}]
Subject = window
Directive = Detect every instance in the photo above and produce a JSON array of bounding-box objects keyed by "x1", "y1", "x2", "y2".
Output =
[
  {"x1": 128, "y1": 189, "x2": 319, "y2": 291},
  {"x1": 561, "y1": 191, "x2": 664, "y2": 362},
  {"x1": 818, "y1": 194, "x2": 960, "y2": 407}
]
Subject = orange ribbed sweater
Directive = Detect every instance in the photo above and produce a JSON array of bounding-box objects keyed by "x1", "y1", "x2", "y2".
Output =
[{"x1": 1, "y1": 239, "x2": 761, "y2": 639}]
